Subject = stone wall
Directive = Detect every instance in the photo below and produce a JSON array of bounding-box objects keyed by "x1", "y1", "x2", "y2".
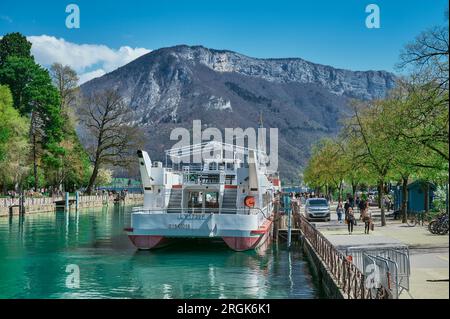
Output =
[{"x1": 300, "y1": 235, "x2": 346, "y2": 299}]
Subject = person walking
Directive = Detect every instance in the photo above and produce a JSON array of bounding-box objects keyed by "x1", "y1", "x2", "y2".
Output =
[
  {"x1": 344, "y1": 199, "x2": 351, "y2": 215},
  {"x1": 336, "y1": 201, "x2": 344, "y2": 223},
  {"x1": 346, "y1": 207, "x2": 355, "y2": 235},
  {"x1": 358, "y1": 196, "x2": 367, "y2": 221},
  {"x1": 362, "y1": 206, "x2": 372, "y2": 234}
]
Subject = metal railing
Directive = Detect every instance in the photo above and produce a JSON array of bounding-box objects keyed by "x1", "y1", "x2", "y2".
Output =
[
  {"x1": 132, "y1": 206, "x2": 272, "y2": 218},
  {"x1": 355, "y1": 247, "x2": 410, "y2": 298},
  {"x1": 299, "y1": 215, "x2": 392, "y2": 299}
]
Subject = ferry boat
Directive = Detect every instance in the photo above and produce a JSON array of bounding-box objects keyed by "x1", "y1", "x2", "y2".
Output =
[{"x1": 124, "y1": 142, "x2": 281, "y2": 251}]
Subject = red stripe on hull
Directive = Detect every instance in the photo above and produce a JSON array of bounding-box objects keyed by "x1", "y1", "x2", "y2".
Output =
[
  {"x1": 128, "y1": 235, "x2": 166, "y2": 250},
  {"x1": 250, "y1": 219, "x2": 272, "y2": 235},
  {"x1": 222, "y1": 236, "x2": 261, "y2": 251},
  {"x1": 222, "y1": 219, "x2": 273, "y2": 251}
]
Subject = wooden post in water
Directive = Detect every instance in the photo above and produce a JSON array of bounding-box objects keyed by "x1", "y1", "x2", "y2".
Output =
[
  {"x1": 273, "y1": 201, "x2": 279, "y2": 242},
  {"x1": 65, "y1": 192, "x2": 69, "y2": 212},
  {"x1": 274, "y1": 198, "x2": 282, "y2": 242},
  {"x1": 19, "y1": 190, "x2": 25, "y2": 215},
  {"x1": 287, "y1": 206, "x2": 292, "y2": 248},
  {"x1": 75, "y1": 191, "x2": 79, "y2": 211}
]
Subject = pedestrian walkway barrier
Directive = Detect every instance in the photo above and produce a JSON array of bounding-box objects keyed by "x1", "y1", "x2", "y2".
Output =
[
  {"x1": 346, "y1": 245, "x2": 410, "y2": 298},
  {"x1": 299, "y1": 215, "x2": 393, "y2": 299}
]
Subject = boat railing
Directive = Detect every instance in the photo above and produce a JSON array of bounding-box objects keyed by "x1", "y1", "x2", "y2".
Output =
[{"x1": 132, "y1": 206, "x2": 269, "y2": 216}]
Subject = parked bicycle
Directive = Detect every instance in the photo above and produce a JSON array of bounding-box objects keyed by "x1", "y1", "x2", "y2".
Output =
[
  {"x1": 406, "y1": 210, "x2": 432, "y2": 227},
  {"x1": 428, "y1": 213, "x2": 449, "y2": 235}
]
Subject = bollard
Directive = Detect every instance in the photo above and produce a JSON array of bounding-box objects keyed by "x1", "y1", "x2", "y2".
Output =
[
  {"x1": 75, "y1": 191, "x2": 79, "y2": 211},
  {"x1": 65, "y1": 192, "x2": 69, "y2": 212},
  {"x1": 287, "y1": 207, "x2": 292, "y2": 248},
  {"x1": 20, "y1": 191, "x2": 25, "y2": 215}
]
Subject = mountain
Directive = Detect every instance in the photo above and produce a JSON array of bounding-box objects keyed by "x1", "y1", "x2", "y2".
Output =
[{"x1": 80, "y1": 45, "x2": 396, "y2": 183}]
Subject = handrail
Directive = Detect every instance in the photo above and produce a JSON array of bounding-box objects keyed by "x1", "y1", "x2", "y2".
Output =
[
  {"x1": 299, "y1": 215, "x2": 392, "y2": 299},
  {"x1": 132, "y1": 206, "x2": 271, "y2": 217}
]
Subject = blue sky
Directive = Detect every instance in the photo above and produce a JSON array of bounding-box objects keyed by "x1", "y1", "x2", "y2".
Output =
[{"x1": 0, "y1": 0, "x2": 448, "y2": 81}]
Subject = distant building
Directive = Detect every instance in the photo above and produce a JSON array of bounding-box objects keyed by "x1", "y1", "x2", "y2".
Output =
[
  {"x1": 282, "y1": 186, "x2": 310, "y2": 193},
  {"x1": 97, "y1": 178, "x2": 143, "y2": 194}
]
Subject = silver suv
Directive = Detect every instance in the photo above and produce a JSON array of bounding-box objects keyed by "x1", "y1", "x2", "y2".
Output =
[{"x1": 305, "y1": 198, "x2": 330, "y2": 221}]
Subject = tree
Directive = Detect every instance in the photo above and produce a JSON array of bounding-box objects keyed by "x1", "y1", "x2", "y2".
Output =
[
  {"x1": 304, "y1": 143, "x2": 329, "y2": 195},
  {"x1": 398, "y1": 12, "x2": 449, "y2": 90},
  {"x1": 79, "y1": 89, "x2": 143, "y2": 194},
  {"x1": 0, "y1": 32, "x2": 32, "y2": 67},
  {"x1": 0, "y1": 57, "x2": 41, "y2": 114},
  {"x1": 303, "y1": 138, "x2": 348, "y2": 201},
  {"x1": 394, "y1": 81, "x2": 448, "y2": 163},
  {"x1": 0, "y1": 85, "x2": 30, "y2": 192},
  {"x1": 344, "y1": 100, "x2": 400, "y2": 226},
  {"x1": 380, "y1": 82, "x2": 448, "y2": 221},
  {"x1": 49, "y1": 63, "x2": 92, "y2": 191},
  {"x1": 0, "y1": 56, "x2": 64, "y2": 191},
  {"x1": 96, "y1": 168, "x2": 113, "y2": 186},
  {"x1": 336, "y1": 134, "x2": 374, "y2": 201},
  {"x1": 50, "y1": 63, "x2": 79, "y2": 110}
]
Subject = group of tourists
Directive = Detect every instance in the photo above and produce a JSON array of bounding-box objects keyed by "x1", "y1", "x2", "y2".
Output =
[{"x1": 336, "y1": 195, "x2": 373, "y2": 235}]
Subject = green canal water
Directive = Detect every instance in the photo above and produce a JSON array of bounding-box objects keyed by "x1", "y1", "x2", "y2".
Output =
[{"x1": 0, "y1": 205, "x2": 323, "y2": 299}]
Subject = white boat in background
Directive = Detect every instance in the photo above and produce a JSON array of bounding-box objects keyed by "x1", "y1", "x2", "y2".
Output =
[{"x1": 124, "y1": 142, "x2": 281, "y2": 251}]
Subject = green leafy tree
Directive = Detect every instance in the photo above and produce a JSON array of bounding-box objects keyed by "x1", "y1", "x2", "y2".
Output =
[
  {"x1": 0, "y1": 32, "x2": 32, "y2": 67},
  {"x1": 336, "y1": 134, "x2": 375, "y2": 201},
  {"x1": 0, "y1": 56, "x2": 64, "y2": 191},
  {"x1": 303, "y1": 138, "x2": 347, "y2": 200},
  {"x1": 344, "y1": 100, "x2": 401, "y2": 226},
  {"x1": 0, "y1": 85, "x2": 30, "y2": 192}
]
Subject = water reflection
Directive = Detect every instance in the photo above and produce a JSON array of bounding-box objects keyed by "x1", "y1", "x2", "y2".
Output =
[{"x1": 0, "y1": 206, "x2": 322, "y2": 299}]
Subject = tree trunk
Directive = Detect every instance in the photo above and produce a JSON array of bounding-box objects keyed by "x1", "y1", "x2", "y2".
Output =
[
  {"x1": 338, "y1": 181, "x2": 343, "y2": 202},
  {"x1": 379, "y1": 180, "x2": 386, "y2": 226},
  {"x1": 377, "y1": 183, "x2": 382, "y2": 208},
  {"x1": 352, "y1": 182, "x2": 357, "y2": 202},
  {"x1": 86, "y1": 162, "x2": 99, "y2": 194},
  {"x1": 33, "y1": 132, "x2": 38, "y2": 192},
  {"x1": 401, "y1": 176, "x2": 408, "y2": 223},
  {"x1": 446, "y1": 182, "x2": 449, "y2": 215}
]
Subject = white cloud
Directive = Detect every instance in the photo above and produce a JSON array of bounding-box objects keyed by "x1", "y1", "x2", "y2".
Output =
[{"x1": 28, "y1": 35, "x2": 151, "y2": 84}]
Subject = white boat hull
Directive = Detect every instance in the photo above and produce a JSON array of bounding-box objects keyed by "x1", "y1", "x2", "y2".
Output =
[{"x1": 126, "y1": 211, "x2": 273, "y2": 251}]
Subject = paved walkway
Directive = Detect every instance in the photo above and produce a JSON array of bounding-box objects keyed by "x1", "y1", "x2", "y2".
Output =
[{"x1": 301, "y1": 204, "x2": 449, "y2": 299}]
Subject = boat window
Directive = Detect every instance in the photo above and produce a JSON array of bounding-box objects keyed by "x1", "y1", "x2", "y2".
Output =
[
  {"x1": 188, "y1": 192, "x2": 203, "y2": 208},
  {"x1": 205, "y1": 192, "x2": 219, "y2": 209}
]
